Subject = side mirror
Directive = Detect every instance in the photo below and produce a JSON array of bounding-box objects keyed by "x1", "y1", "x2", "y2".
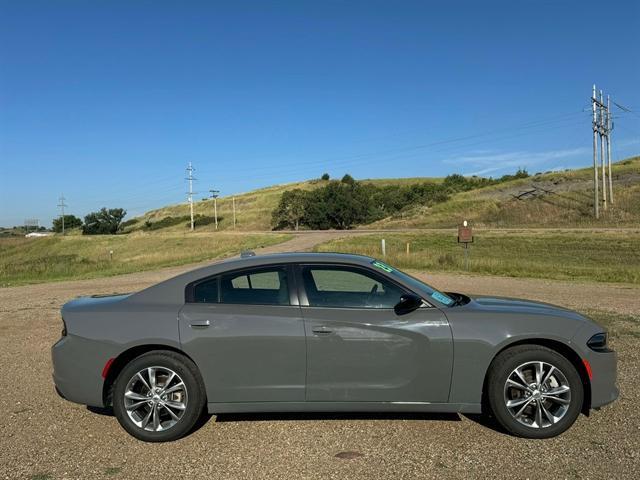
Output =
[{"x1": 394, "y1": 294, "x2": 423, "y2": 316}]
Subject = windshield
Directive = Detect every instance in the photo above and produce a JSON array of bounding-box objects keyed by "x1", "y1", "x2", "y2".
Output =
[{"x1": 370, "y1": 259, "x2": 455, "y2": 306}]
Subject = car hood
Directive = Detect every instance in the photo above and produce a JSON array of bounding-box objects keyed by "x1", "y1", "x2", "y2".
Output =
[{"x1": 469, "y1": 295, "x2": 587, "y2": 322}]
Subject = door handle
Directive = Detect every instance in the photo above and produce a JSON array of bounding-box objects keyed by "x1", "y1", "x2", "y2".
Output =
[
  {"x1": 312, "y1": 326, "x2": 333, "y2": 335},
  {"x1": 190, "y1": 320, "x2": 211, "y2": 328}
]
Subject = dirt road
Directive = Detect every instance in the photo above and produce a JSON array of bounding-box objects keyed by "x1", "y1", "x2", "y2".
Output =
[{"x1": 1, "y1": 233, "x2": 638, "y2": 479}]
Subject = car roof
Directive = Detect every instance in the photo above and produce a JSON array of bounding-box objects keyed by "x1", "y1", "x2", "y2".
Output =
[
  {"x1": 214, "y1": 251, "x2": 376, "y2": 269},
  {"x1": 128, "y1": 252, "x2": 380, "y2": 305}
]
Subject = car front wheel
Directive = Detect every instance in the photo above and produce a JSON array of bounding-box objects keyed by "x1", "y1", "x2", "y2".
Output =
[
  {"x1": 113, "y1": 351, "x2": 206, "y2": 442},
  {"x1": 487, "y1": 345, "x2": 584, "y2": 439}
]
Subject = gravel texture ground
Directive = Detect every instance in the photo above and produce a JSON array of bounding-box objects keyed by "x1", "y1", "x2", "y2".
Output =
[{"x1": 1, "y1": 236, "x2": 638, "y2": 479}]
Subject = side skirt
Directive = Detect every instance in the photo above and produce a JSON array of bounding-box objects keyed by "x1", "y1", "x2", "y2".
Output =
[{"x1": 208, "y1": 401, "x2": 482, "y2": 415}]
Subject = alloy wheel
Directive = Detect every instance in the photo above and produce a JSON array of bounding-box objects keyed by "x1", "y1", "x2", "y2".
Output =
[
  {"x1": 123, "y1": 366, "x2": 188, "y2": 432},
  {"x1": 503, "y1": 361, "x2": 571, "y2": 428}
]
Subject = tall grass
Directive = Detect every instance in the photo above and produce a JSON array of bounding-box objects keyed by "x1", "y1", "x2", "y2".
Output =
[
  {"x1": 0, "y1": 232, "x2": 290, "y2": 286},
  {"x1": 315, "y1": 231, "x2": 640, "y2": 284}
]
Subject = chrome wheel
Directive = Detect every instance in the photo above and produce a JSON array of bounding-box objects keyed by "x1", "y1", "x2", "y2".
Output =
[
  {"x1": 124, "y1": 366, "x2": 188, "y2": 432},
  {"x1": 503, "y1": 361, "x2": 571, "y2": 429}
]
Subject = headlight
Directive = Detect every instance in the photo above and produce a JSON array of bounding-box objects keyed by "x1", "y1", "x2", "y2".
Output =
[
  {"x1": 61, "y1": 316, "x2": 67, "y2": 337},
  {"x1": 587, "y1": 332, "x2": 608, "y2": 352}
]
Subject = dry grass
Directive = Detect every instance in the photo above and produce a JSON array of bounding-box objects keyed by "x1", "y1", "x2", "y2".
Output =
[{"x1": 0, "y1": 232, "x2": 290, "y2": 286}]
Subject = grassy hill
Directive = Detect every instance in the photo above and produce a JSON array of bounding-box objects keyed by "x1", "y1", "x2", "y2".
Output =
[
  {"x1": 369, "y1": 156, "x2": 640, "y2": 229},
  {"x1": 122, "y1": 156, "x2": 640, "y2": 232},
  {"x1": 120, "y1": 177, "x2": 444, "y2": 233}
]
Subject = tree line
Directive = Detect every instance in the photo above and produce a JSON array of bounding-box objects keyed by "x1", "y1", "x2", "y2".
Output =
[
  {"x1": 271, "y1": 169, "x2": 529, "y2": 230},
  {"x1": 53, "y1": 208, "x2": 126, "y2": 235}
]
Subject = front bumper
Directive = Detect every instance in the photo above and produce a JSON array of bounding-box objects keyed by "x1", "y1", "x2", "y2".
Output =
[{"x1": 586, "y1": 348, "x2": 619, "y2": 409}]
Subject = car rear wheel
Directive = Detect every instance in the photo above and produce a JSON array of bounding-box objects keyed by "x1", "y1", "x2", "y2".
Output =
[
  {"x1": 487, "y1": 345, "x2": 584, "y2": 439},
  {"x1": 113, "y1": 351, "x2": 206, "y2": 442}
]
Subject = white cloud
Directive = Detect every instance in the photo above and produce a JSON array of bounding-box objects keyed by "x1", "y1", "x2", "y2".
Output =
[{"x1": 444, "y1": 147, "x2": 589, "y2": 176}]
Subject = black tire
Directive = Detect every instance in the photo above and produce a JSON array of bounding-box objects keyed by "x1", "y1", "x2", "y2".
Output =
[
  {"x1": 486, "y1": 345, "x2": 583, "y2": 439},
  {"x1": 113, "y1": 351, "x2": 206, "y2": 442}
]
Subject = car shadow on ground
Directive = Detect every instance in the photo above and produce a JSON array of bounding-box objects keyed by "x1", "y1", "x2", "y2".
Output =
[
  {"x1": 87, "y1": 406, "x2": 508, "y2": 437},
  {"x1": 214, "y1": 411, "x2": 462, "y2": 423}
]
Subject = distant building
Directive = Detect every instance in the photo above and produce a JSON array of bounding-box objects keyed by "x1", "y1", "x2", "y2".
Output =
[{"x1": 25, "y1": 232, "x2": 53, "y2": 238}]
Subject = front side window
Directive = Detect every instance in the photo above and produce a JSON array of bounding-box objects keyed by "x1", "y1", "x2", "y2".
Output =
[
  {"x1": 301, "y1": 265, "x2": 405, "y2": 308},
  {"x1": 220, "y1": 266, "x2": 290, "y2": 305}
]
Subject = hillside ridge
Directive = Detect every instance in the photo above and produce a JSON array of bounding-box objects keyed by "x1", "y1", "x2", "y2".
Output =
[{"x1": 121, "y1": 156, "x2": 639, "y2": 232}]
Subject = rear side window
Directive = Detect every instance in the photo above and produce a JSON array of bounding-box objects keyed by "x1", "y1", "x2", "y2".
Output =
[
  {"x1": 220, "y1": 267, "x2": 290, "y2": 305},
  {"x1": 193, "y1": 277, "x2": 219, "y2": 303}
]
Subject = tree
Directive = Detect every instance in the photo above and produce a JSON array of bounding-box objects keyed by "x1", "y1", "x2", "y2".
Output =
[
  {"x1": 52, "y1": 215, "x2": 82, "y2": 233},
  {"x1": 82, "y1": 208, "x2": 127, "y2": 235},
  {"x1": 341, "y1": 173, "x2": 355, "y2": 185},
  {"x1": 321, "y1": 173, "x2": 330, "y2": 181},
  {"x1": 271, "y1": 189, "x2": 308, "y2": 230}
]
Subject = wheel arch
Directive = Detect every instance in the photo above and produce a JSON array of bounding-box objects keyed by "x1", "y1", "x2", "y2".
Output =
[
  {"x1": 102, "y1": 344, "x2": 201, "y2": 407},
  {"x1": 482, "y1": 338, "x2": 592, "y2": 415}
]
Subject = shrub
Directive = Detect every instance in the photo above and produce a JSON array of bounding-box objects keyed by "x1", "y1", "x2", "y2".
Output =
[{"x1": 82, "y1": 208, "x2": 126, "y2": 235}]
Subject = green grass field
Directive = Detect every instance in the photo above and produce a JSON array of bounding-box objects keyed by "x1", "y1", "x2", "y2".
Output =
[
  {"x1": 0, "y1": 232, "x2": 290, "y2": 286},
  {"x1": 314, "y1": 230, "x2": 640, "y2": 284}
]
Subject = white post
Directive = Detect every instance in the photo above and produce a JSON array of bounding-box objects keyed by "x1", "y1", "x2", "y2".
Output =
[{"x1": 381, "y1": 238, "x2": 386, "y2": 257}]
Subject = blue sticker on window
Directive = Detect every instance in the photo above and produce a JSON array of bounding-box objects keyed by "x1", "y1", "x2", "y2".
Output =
[{"x1": 431, "y1": 291, "x2": 453, "y2": 305}]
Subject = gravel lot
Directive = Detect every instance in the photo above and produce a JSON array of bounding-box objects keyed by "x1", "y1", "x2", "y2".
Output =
[{"x1": 1, "y1": 246, "x2": 638, "y2": 479}]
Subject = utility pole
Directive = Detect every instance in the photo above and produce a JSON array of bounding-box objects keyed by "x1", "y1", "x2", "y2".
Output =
[
  {"x1": 232, "y1": 196, "x2": 236, "y2": 229},
  {"x1": 591, "y1": 84, "x2": 616, "y2": 218},
  {"x1": 209, "y1": 189, "x2": 220, "y2": 229},
  {"x1": 57, "y1": 194, "x2": 68, "y2": 235},
  {"x1": 600, "y1": 90, "x2": 607, "y2": 210},
  {"x1": 606, "y1": 95, "x2": 613, "y2": 204},
  {"x1": 592, "y1": 85, "x2": 599, "y2": 219},
  {"x1": 186, "y1": 162, "x2": 196, "y2": 231}
]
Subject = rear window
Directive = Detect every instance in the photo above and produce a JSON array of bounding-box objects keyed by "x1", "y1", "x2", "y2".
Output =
[{"x1": 220, "y1": 267, "x2": 290, "y2": 305}]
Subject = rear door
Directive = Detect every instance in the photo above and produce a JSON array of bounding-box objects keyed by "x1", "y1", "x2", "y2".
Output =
[
  {"x1": 179, "y1": 264, "x2": 306, "y2": 403},
  {"x1": 297, "y1": 263, "x2": 453, "y2": 403}
]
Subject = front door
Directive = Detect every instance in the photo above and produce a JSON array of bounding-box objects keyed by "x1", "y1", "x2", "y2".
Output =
[
  {"x1": 298, "y1": 264, "x2": 453, "y2": 403},
  {"x1": 179, "y1": 265, "x2": 306, "y2": 403}
]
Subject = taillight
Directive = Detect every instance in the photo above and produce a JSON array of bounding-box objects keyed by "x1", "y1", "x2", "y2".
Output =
[{"x1": 587, "y1": 332, "x2": 609, "y2": 352}]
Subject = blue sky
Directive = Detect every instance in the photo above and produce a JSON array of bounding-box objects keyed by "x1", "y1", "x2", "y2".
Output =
[{"x1": 1, "y1": 0, "x2": 638, "y2": 227}]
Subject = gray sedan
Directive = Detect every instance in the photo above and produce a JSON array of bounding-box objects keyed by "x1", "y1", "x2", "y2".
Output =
[{"x1": 52, "y1": 252, "x2": 618, "y2": 442}]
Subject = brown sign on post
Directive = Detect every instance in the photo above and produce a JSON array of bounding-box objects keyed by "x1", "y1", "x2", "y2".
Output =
[{"x1": 458, "y1": 223, "x2": 473, "y2": 243}]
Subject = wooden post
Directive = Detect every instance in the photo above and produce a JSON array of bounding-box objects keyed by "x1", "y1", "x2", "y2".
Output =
[
  {"x1": 406, "y1": 242, "x2": 410, "y2": 255},
  {"x1": 232, "y1": 196, "x2": 237, "y2": 228}
]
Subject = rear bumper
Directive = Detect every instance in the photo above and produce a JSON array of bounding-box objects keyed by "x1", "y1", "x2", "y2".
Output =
[{"x1": 51, "y1": 335, "x2": 109, "y2": 407}]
